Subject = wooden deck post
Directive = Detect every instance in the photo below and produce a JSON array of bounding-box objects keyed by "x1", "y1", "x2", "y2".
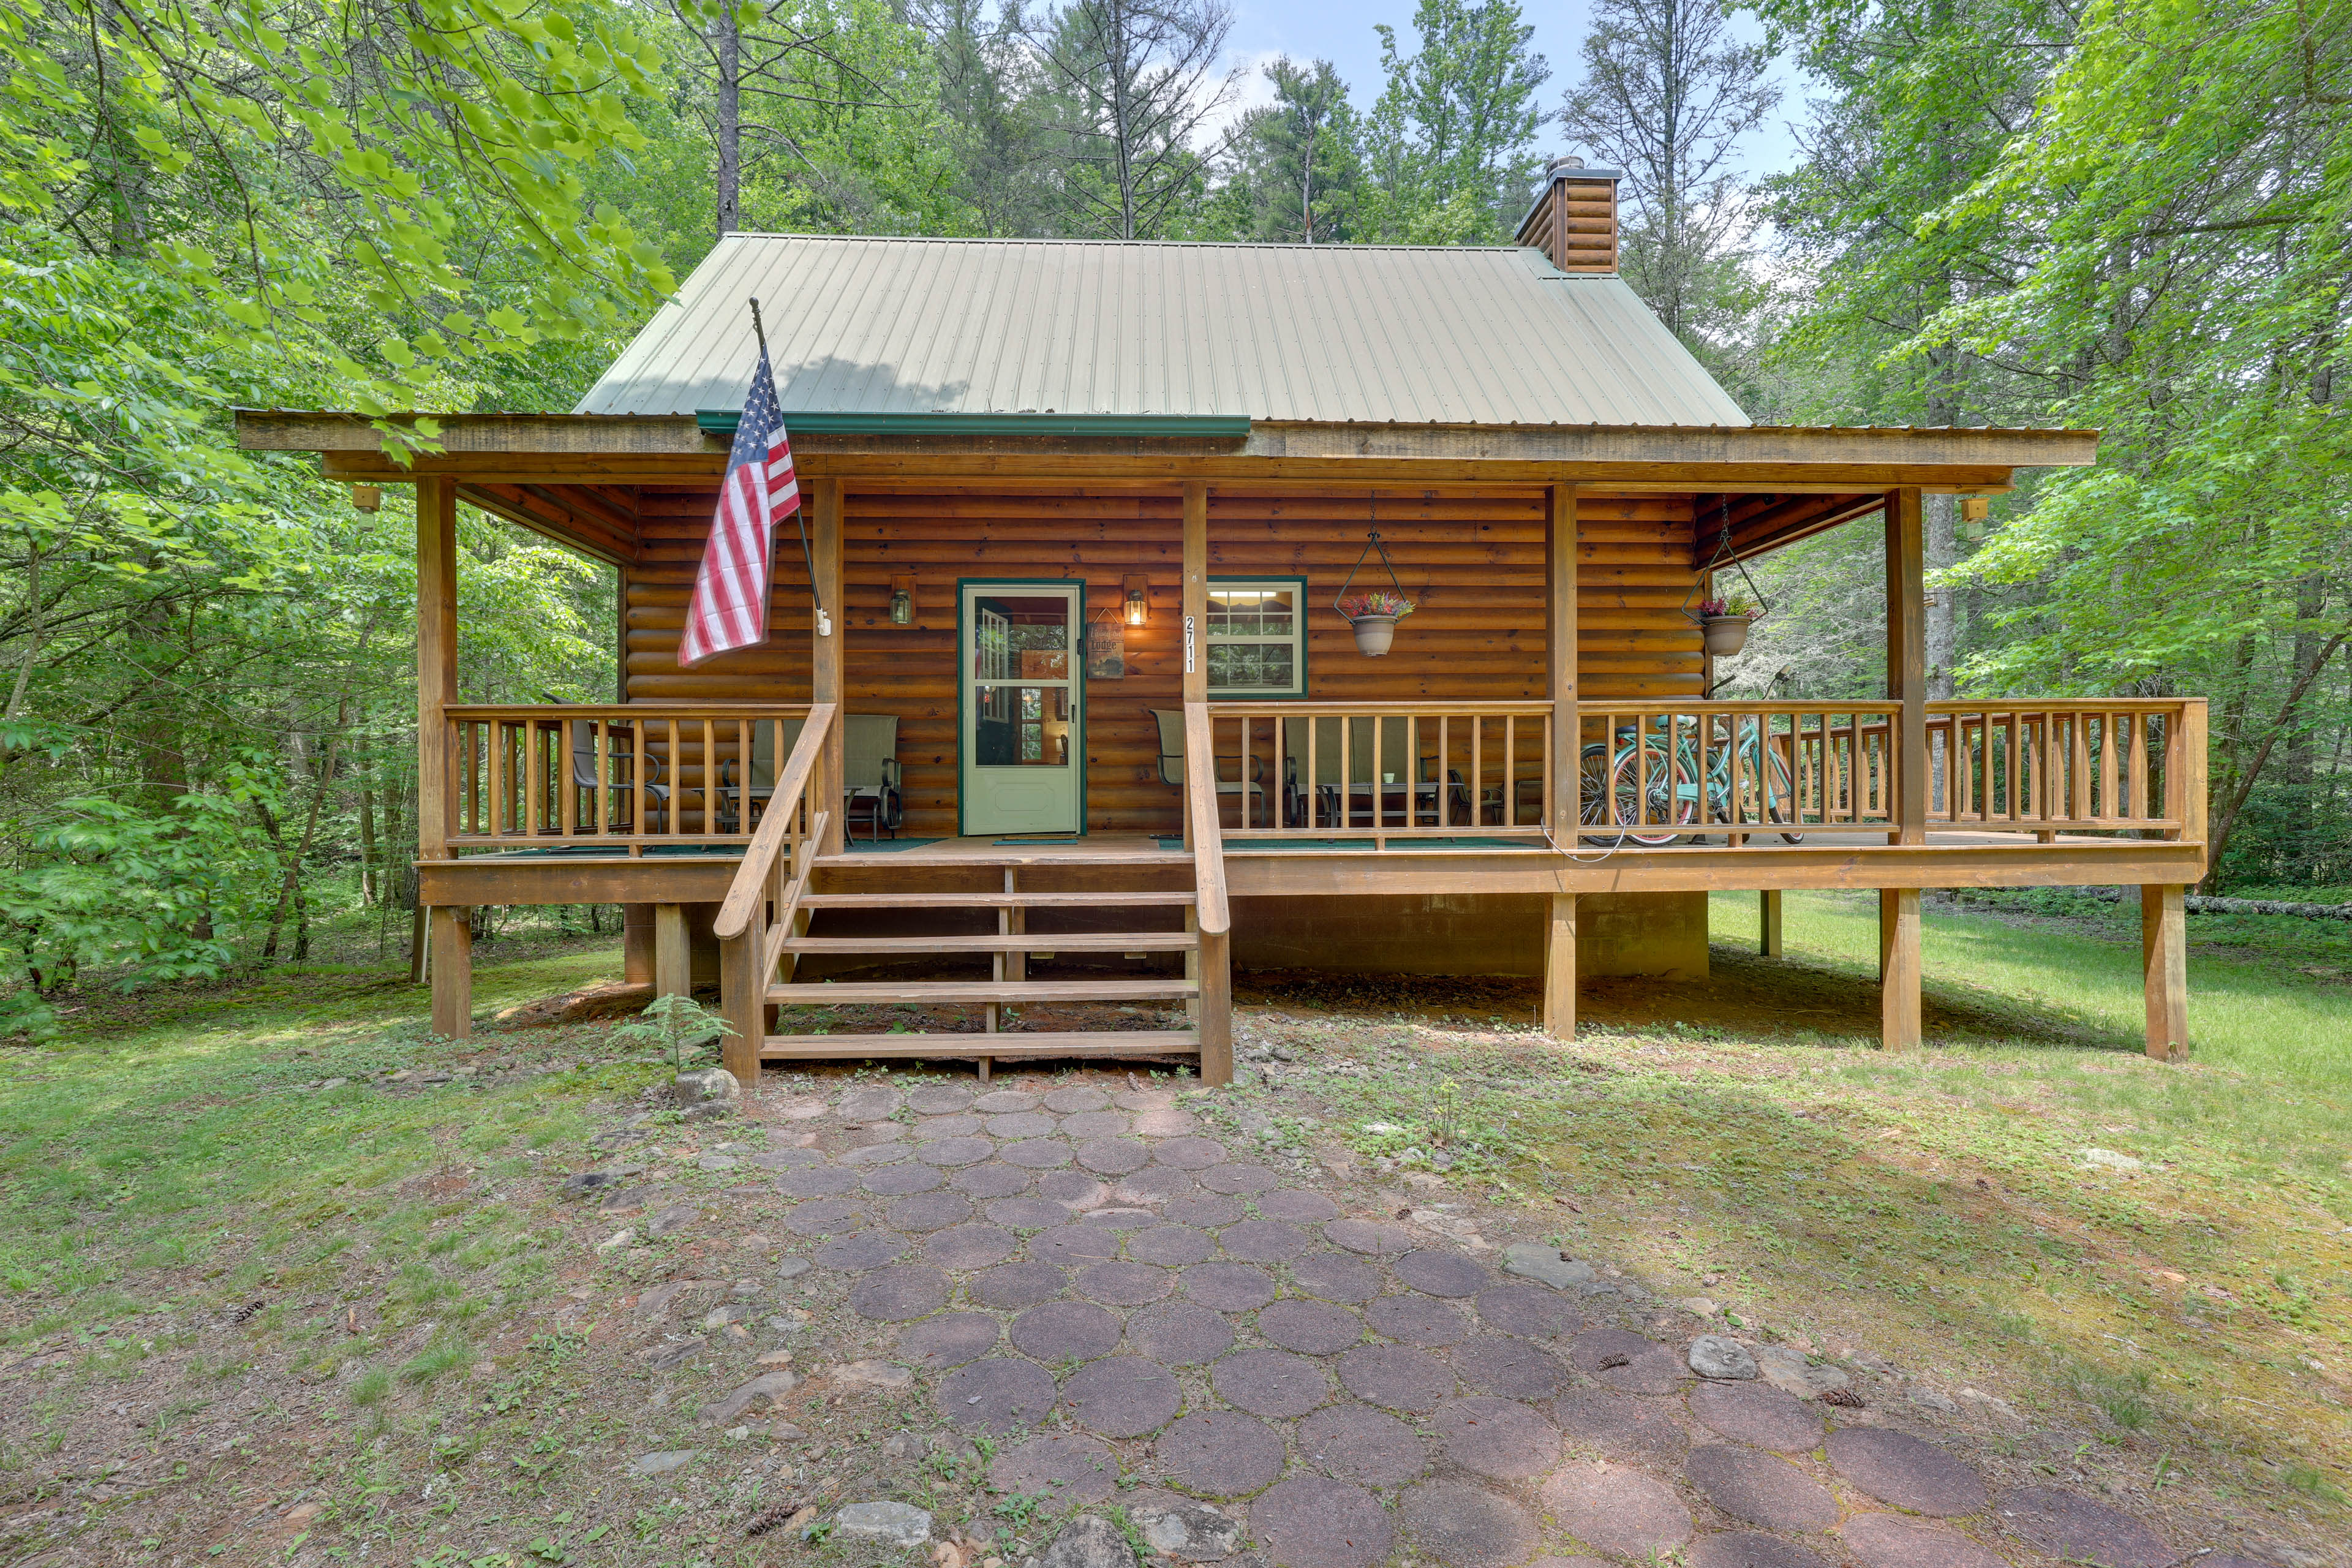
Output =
[
  {"x1": 1879, "y1": 887, "x2": 1921, "y2": 1049},
  {"x1": 654, "y1": 903, "x2": 691, "y2": 999},
  {"x1": 1197, "y1": 924, "x2": 1234, "y2": 1085},
  {"x1": 717, "y1": 921, "x2": 764, "y2": 1091},
  {"x1": 417, "y1": 476, "x2": 466, "y2": 1035},
  {"x1": 1885, "y1": 488, "x2": 1928, "y2": 846},
  {"x1": 428, "y1": 907, "x2": 472, "y2": 1038},
  {"x1": 2143, "y1": 884, "x2": 2188, "y2": 1061},
  {"x1": 1543, "y1": 893, "x2": 1577, "y2": 1039},
  {"x1": 1545, "y1": 483, "x2": 1580, "y2": 845},
  {"x1": 1181, "y1": 481, "x2": 1208, "y2": 849},
  {"x1": 811, "y1": 477, "x2": 845, "y2": 855},
  {"x1": 1760, "y1": 889, "x2": 1783, "y2": 957}
]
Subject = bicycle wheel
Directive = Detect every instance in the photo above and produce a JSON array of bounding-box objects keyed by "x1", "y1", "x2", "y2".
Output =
[
  {"x1": 1761, "y1": 744, "x2": 1804, "y2": 843},
  {"x1": 1611, "y1": 742, "x2": 1695, "y2": 845},
  {"x1": 1578, "y1": 744, "x2": 1614, "y2": 831}
]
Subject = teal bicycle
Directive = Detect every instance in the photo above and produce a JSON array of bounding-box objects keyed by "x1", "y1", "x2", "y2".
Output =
[{"x1": 1580, "y1": 715, "x2": 1805, "y2": 845}]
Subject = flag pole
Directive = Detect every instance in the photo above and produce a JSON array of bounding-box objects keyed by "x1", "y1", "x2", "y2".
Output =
[{"x1": 752, "y1": 295, "x2": 829, "y2": 638}]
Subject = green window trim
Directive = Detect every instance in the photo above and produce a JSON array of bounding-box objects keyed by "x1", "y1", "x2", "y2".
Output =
[{"x1": 1205, "y1": 575, "x2": 1310, "y2": 701}]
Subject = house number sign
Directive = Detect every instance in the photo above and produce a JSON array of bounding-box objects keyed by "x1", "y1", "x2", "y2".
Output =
[{"x1": 1183, "y1": 614, "x2": 1196, "y2": 675}]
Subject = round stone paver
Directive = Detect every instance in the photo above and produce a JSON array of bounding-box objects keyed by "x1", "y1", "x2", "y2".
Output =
[
  {"x1": 1182, "y1": 1262, "x2": 1276, "y2": 1311},
  {"x1": 777, "y1": 1167, "x2": 861, "y2": 1198},
  {"x1": 1290, "y1": 1252, "x2": 1383, "y2": 1303},
  {"x1": 1042, "y1": 1085, "x2": 1109, "y2": 1112},
  {"x1": 1132, "y1": 1108, "x2": 1198, "y2": 1136},
  {"x1": 914, "y1": 1114, "x2": 988, "y2": 1139},
  {"x1": 1395, "y1": 1248, "x2": 1491, "y2": 1298},
  {"x1": 973, "y1": 1089, "x2": 1039, "y2": 1112},
  {"x1": 1368, "y1": 1293, "x2": 1471, "y2": 1346},
  {"x1": 1164, "y1": 1193, "x2": 1247, "y2": 1227},
  {"x1": 925, "y1": 1223, "x2": 1020, "y2": 1270},
  {"x1": 1256, "y1": 1188, "x2": 1341, "y2": 1223},
  {"x1": 840, "y1": 1142, "x2": 910, "y2": 1166},
  {"x1": 1401, "y1": 1479, "x2": 1540, "y2": 1568},
  {"x1": 986, "y1": 1196, "x2": 1071, "y2": 1229},
  {"x1": 1115, "y1": 1167, "x2": 1197, "y2": 1204},
  {"x1": 1000, "y1": 1139, "x2": 1074, "y2": 1169},
  {"x1": 1325, "y1": 1218, "x2": 1414, "y2": 1255},
  {"x1": 1455, "y1": 1335, "x2": 1569, "y2": 1399},
  {"x1": 1540, "y1": 1463, "x2": 1695, "y2": 1559},
  {"x1": 814, "y1": 1231, "x2": 907, "y2": 1270},
  {"x1": 1827, "y1": 1427, "x2": 1988, "y2": 1517},
  {"x1": 1257, "y1": 1298, "x2": 1364, "y2": 1355},
  {"x1": 1060, "y1": 1110, "x2": 1131, "y2": 1139},
  {"x1": 862, "y1": 1164, "x2": 944, "y2": 1196},
  {"x1": 971, "y1": 1259, "x2": 1066, "y2": 1308},
  {"x1": 1689, "y1": 1380, "x2": 1823, "y2": 1453},
  {"x1": 907, "y1": 1085, "x2": 976, "y2": 1115},
  {"x1": 783, "y1": 1197, "x2": 865, "y2": 1235},
  {"x1": 952, "y1": 1163, "x2": 1033, "y2": 1198},
  {"x1": 1129, "y1": 1224, "x2": 1215, "y2": 1265},
  {"x1": 899, "y1": 1311, "x2": 1002, "y2": 1368},
  {"x1": 1688, "y1": 1443, "x2": 1839, "y2": 1530},
  {"x1": 886, "y1": 1191, "x2": 974, "y2": 1231},
  {"x1": 938, "y1": 1357, "x2": 1057, "y2": 1433},
  {"x1": 1997, "y1": 1488, "x2": 2181, "y2": 1568},
  {"x1": 1554, "y1": 1388, "x2": 1691, "y2": 1463},
  {"x1": 1298, "y1": 1403, "x2": 1428, "y2": 1485},
  {"x1": 1570, "y1": 1327, "x2": 1687, "y2": 1393},
  {"x1": 1062, "y1": 1355, "x2": 1182, "y2": 1437},
  {"x1": 1212, "y1": 1348, "x2": 1330, "y2": 1417},
  {"x1": 1077, "y1": 1261, "x2": 1175, "y2": 1306},
  {"x1": 1338, "y1": 1344, "x2": 1454, "y2": 1412},
  {"x1": 917, "y1": 1136, "x2": 996, "y2": 1167},
  {"x1": 1153, "y1": 1136, "x2": 1230, "y2": 1169},
  {"x1": 1079, "y1": 1205, "x2": 1156, "y2": 1231},
  {"x1": 987, "y1": 1111, "x2": 1058, "y2": 1139},
  {"x1": 1200, "y1": 1162, "x2": 1279, "y2": 1194},
  {"x1": 1251, "y1": 1476, "x2": 1394, "y2": 1568},
  {"x1": 1434, "y1": 1395, "x2": 1562, "y2": 1480},
  {"x1": 751, "y1": 1146, "x2": 824, "y2": 1170},
  {"x1": 1125, "y1": 1301, "x2": 1234, "y2": 1365},
  {"x1": 987, "y1": 1434, "x2": 1119, "y2": 1513},
  {"x1": 1031, "y1": 1226, "x2": 1120, "y2": 1265},
  {"x1": 838, "y1": 1087, "x2": 901, "y2": 1120},
  {"x1": 1076, "y1": 1137, "x2": 1152, "y2": 1175},
  {"x1": 847, "y1": 1262, "x2": 948, "y2": 1320},
  {"x1": 1475, "y1": 1283, "x2": 1578, "y2": 1340},
  {"x1": 1841, "y1": 1515, "x2": 2009, "y2": 1568},
  {"x1": 1011, "y1": 1300, "x2": 1123, "y2": 1362},
  {"x1": 1219, "y1": 1219, "x2": 1310, "y2": 1262},
  {"x1": 1038, "y1": 1170, "x2": 1110, "y2": 1208},
  {"x1": 1156, "y1": 1410, "x2": 1286, "y2": 1497},
  {"x1": 1687, "y1": 1532, "x2": 1835, "y2": 1568}
]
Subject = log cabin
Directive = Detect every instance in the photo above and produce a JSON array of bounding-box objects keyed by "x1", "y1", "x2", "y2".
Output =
[{"x1": 235, "y1": 158, "x2": 2207, "y2": 1088}]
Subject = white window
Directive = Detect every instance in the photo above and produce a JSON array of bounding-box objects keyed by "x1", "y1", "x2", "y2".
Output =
[{"x1": 1206, "y1": 578, "x2": 1307, "y2": 699}]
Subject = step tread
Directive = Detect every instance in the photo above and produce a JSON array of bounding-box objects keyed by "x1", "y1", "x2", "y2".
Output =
[
  {"x1": 767, "y1": 979, "x2": 1198, "y2": 1005},
  {"x1": 782, "y1": 933, "x2": 1194, "y2": 955},
  {"x1": 801, "y1": 891, "x2": 1197, "y2": 909},
  {"x1": 760, "y1": 1030, "x2": 1200, "y2": 1060}
]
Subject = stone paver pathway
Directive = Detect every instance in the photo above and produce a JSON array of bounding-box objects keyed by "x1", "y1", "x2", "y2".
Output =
[{"x1": 653, "y1": 1078, "x2": 2247, "y2": 1568}]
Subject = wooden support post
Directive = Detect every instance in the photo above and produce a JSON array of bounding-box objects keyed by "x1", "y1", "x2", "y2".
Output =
[
  {"x1": 654, "y1": 903, "x2": 690, "y2": 999},
  {"x1": 1545, "y1": 483, "x2": 1580, "y2": 844},
  {"x1": 1879, "y1": 888, "x2": 1920, "y2": 1049},
  {"x1": 1181, "y1": 481, "x2": 1209, "y2": 848},
  {"x1": 1543, "y1": 893, "x2": 1577, "y2": 1039},
  {"x1": 1760, "y1": 889, "x2": 1784, "y2": 957},
  {"x1": 416, "y1": 477, "x2": 458, "y2": 862},
  {"x1": 811, "y1": 477, "x2": 845, "y2": 855},
  {"x1": 622, "y1": 905, "x2": 654, "y2": 984},
  {"x1": 717, "y1": 927, "x2": 763, "y2": 1091},
  {"x1": 2143, "y1": 884, "x2": 2188, "y2": 1061},
  {"x1": 428, "y1": 907, "x2": 472, "y2": 1038},
  {"x1": 1197, "y1": 924, "x2": 1233, "y2": 1086},
  {"x1": 1886, "y1": 488, "x2": 1928, "y2": 846}
]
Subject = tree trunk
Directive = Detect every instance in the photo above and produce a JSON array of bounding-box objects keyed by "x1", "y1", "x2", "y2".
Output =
[
  {"x1": 714, "y1": 3, "x2": 742, "y2": 239},
  {"x1": 2203, "y1": 630, "x2": 2348, "y2": 889}
]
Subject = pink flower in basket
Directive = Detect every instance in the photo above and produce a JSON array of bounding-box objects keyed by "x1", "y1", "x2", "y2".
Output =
[{"x1": 1336, "y1": 591, "x2": 1415, "y2": 620}]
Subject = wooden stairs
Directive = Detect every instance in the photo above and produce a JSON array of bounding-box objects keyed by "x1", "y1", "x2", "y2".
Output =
[{"x1": 755, "y1": 856, "x2": 1210, "y2": 1077}]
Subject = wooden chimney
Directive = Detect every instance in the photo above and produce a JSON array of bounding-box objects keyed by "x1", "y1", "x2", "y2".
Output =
[{"x1": 1516, "y1": 156, "x2": 1621, "y2": 274}]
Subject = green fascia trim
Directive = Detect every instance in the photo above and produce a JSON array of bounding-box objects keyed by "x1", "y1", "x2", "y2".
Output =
[{"x1": 693, "y1": 410, "x2": 1251, "y2": 439}]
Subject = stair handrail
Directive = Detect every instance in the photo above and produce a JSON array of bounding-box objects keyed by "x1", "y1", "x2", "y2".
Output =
[
  {"x1": 715, "y1": 701, "x2": 839, "y2": 941},
  {"x1": 714, "y1": 702, "x2": 839, "y2": 1091},
  {"x1": 1182, "y1": 702, "x2": 1234, "y2": 1084}
]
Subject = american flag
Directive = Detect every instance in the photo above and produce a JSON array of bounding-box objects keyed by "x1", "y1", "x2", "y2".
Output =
[{"x1": 679, "y1": 340, "x2": 799, "y2": 668}]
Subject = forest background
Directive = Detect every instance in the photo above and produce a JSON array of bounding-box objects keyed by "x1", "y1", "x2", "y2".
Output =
[{"x1": 0, "y1": 0, "x2": 2345, "y2": 1035}]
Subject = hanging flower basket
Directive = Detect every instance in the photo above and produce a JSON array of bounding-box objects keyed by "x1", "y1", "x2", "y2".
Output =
[
  {"x1": 1696, "y1": 596, "x2": 1752, "y2": 657},
  {"x1": 1336, "y1": 592, "x2": 1415, "y2": 656}
]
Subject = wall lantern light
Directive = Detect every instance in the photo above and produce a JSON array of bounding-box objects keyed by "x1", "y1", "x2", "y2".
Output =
[
  {"x1": 888, "y1": 574, "x2": 918, "y2": 625},
  {"x1": 1123, "y1": 575, "x2": 1150, "y2": 627}
]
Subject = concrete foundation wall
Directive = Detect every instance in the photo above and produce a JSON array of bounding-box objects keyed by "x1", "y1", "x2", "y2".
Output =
[{"x1": 1231, "y1": 891, "x2": 1708, "y2": 979}]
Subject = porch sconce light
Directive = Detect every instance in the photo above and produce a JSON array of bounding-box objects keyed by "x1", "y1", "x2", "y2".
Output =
[
  {"x1": 1123, "y1": 575, "x2": 1150, "y2": 627},
  {"x1": 888, "y1": 574, "x2": 918, "y2": 626},
  {"x1": 350, "y1": 484, "x2": 382, "y2": 513}
]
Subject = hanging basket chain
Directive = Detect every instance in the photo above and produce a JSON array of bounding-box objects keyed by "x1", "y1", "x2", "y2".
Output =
[
  {"x1": 1681, "y1": 494, "x2": 1771, "y2": 626},
  {"x1": 1333, "y1": 494, "x2": 1413, "y2": 621}
]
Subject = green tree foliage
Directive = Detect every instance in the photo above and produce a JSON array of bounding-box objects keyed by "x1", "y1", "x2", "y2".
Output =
[
  {"x1": 1028, "y1": 0, "x2": 1238, "y2": 238},
  {"x1": 1360, "y1": 0, "x2": 1552, "y2": 243}
]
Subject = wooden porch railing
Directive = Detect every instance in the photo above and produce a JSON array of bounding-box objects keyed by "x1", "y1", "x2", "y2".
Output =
[
  {"x1": 1182, "y1": 704, "x2": 1234, "y2": 1083},
  {"x1": 1574, "y1": 701, "x2": 1904, "y2": 839},
  {"x1": 443, "y1": 703, "x2": 810, "y2": 850},
  {"x1": 1925, "y1": 699, "x2": 2204, "y2": 839},
  {"x1": 1201, "y1": 701, "x2": 1556, "y2": 848},
  {"x1": 713, "y1": 703, "x2": 840, "y2": 1088}
]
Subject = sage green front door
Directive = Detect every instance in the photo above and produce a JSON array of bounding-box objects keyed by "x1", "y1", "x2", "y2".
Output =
[{"x1": 960, "y1": 583, "x2": 1084, "y2": 835}]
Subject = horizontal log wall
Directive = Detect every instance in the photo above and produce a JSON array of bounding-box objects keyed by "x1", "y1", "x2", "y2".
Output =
[{"x1": 618, "y1": 485, "x2": 1702, "y2": 837}]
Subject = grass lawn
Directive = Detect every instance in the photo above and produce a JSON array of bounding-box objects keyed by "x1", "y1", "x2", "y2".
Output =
[{"x1": 0, "y1": 894, "x2": 2346, "y2": 1566}]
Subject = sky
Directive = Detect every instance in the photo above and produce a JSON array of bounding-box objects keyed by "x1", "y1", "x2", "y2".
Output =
[{"x1": 1215, "y1": 0, "x2": 1809, "y2": 184}]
